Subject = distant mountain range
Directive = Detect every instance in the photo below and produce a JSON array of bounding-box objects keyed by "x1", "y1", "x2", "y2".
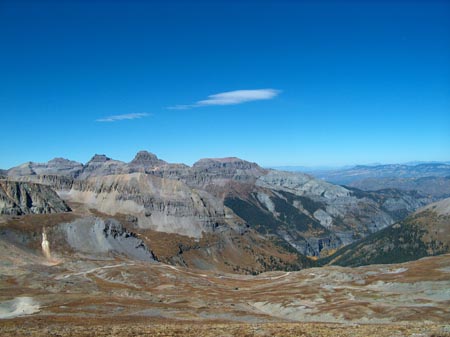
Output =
[
  {"x1": 309, "y1": 162, "x2": 450, "y2": 183},
  {"x1": 303, "y1": 162, "x2": 450, "y2": 199},
  {"x1": 1, "y1": 151, "x2": 440, "y2": 273}
]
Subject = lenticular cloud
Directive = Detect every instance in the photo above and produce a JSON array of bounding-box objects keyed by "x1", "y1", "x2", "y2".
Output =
[
  {"x1": 168, "y1": 89, "x2": 280, "y2": 109},
  {"x1": 96, "y1": 113, "x2": 149, "y2": 122}
]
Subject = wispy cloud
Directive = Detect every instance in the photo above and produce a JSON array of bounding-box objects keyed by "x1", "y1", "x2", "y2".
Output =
[
  {"x1": 96, "y1": 112, "x2": 150, "y2": 122},
  {"x1": 168, "y1": 89, "x2": 281, "y2": 110}
]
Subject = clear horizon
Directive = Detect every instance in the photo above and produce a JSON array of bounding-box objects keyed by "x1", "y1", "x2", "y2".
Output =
[{"x1": 1, "y1": 0, "x2": 449, "y2": 169}]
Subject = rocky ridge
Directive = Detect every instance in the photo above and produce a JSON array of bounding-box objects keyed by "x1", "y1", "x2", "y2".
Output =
[{"x1": 7, "y1": 158, "x2": 83, "y2": 178}]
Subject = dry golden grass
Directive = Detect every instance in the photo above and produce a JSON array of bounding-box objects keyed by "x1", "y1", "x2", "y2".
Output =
[{"x1": 1, "y1": 320, "x2": 449, "y2": 337}]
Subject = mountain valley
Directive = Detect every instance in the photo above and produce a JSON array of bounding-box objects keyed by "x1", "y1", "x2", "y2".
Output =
[{"x1": 1, "y1": 152, "x2": 449, "y2": 336}]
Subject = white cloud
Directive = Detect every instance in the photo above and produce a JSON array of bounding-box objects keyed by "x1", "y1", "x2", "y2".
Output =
[
  {"x1": 96, "y1": 112, "x2": 150, "y2": 122},
  {"x1": 168, "y1": 89, "x2": 281, "y2": 109}
]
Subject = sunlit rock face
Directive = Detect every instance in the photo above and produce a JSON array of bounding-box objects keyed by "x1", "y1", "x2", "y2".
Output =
[{"x1": 64, "y1": 173, "x2": 228, "y2": 238}]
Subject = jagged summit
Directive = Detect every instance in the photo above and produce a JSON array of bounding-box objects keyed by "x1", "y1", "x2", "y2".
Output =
[
  {"x1": 129, "y1": 150, "x2": 166, "y2": 169},
  {"x1": 78, "y1": 154, "x2": 126, "y2": 179}
]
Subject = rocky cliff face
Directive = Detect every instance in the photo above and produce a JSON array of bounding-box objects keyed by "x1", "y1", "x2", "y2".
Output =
[
  {"x1": 0, "y1": 180, "x2": 70, "y2": 215},
  {"x1": 11, "y1": 174, "x2": 75, "y2": 190},
  {"x1": 62, "y1": 173, "x2": 231, "y2": 238}
]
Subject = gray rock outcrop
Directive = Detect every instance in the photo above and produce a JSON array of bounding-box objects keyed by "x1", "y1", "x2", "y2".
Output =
[
  {"x1": 0, "y1": 180, "x2": 70, "y2": 215},
  {"x1": 62, "y1": 217, "x2": 156, "y2": 261}
]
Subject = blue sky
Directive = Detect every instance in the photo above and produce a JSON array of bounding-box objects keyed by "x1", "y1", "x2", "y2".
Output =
[{"x1": 1, "y1": 0, "x2": 449, "y2": 169}]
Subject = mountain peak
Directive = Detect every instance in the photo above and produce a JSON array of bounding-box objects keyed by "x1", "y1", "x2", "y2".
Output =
[
  {"x1": 87, "y1": 154, "x2": 111, "y2": 164},
  {"x1": 129, "y1": 150, "x2": 166, "y2": 168}
]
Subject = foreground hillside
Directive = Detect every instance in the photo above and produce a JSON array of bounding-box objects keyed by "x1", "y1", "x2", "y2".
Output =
[
  {"x1": 0, "y1": 218, "x2": 449, "y2": 336},
  {"x1": 323, "y1": 198, "x2": 450, "y2": 267}
]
